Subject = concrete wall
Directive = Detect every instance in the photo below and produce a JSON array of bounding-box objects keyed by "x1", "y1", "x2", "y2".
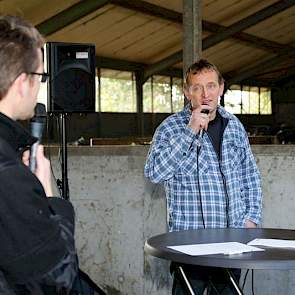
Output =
[{"x1": 49, "y1": 145, "x2": 295, "y2": 295}]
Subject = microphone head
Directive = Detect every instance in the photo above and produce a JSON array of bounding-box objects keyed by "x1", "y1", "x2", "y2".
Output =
[
  {"x1": 30, "y1": 103, "x2": 47, "y2": 140},
  {"x1": 31, "y1": 103, "x2": 47, "y2": 124},
  {"x1": 201, "y1": 109, "x2": 209, "y2": 115}
]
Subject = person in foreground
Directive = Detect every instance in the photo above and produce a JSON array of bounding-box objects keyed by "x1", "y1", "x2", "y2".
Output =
[
  {"x1": 144, "y1": 59, "x2": 262, "y2": 294},
  {"x1": 0, "y1": 15, "x2": 78, "y2": 294}
]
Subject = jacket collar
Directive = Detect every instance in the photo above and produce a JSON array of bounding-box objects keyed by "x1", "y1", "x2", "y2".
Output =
[{"x1": 0, "y1": 112, "x2": 36, "y2": 153}]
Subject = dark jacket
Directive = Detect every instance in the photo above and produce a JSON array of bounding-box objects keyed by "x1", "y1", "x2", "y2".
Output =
[{"x1": 0, "y1": 112, "x2": 78, "y2": 294}]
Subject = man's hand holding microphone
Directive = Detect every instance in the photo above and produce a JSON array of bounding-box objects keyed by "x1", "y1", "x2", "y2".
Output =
[
  {"x1": 22, "y1": 103, "x2": 53, "y2": 197},
  {"x1": 188, "y1": 105, "x2": 210, "y2": 136}
]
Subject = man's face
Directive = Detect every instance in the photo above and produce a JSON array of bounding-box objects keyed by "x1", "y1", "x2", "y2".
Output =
[
  {"x1": 20, "y1": 48, "x2": 43, "y2": 120},
  {"x1": 184, "y1": 69, "x2": 224, "y2": 114}
]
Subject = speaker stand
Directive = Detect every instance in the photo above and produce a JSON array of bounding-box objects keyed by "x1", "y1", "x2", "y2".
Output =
[{"x1": 59, "y1": 113, "x2": 69, "y2": 200}]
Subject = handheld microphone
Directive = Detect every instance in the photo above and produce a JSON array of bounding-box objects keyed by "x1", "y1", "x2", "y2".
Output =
[
  {"x1": 29, "y1": 103, "x2": 47, "y2": 172},
  {"x1": 199, "y1": 108, "x2": 209, "y2": 138}
]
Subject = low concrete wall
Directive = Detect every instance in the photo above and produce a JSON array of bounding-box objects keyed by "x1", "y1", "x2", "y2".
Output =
[{"x1": 49, "y1": 145, "x2": 295, "y2": 295}]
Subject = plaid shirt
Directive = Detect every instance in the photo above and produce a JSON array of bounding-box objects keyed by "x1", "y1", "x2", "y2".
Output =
[{"x1": 144, "y1": 104, "x2": 262, "y2": 231}]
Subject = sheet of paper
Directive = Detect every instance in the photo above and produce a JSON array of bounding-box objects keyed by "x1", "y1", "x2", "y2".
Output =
[
  {"x1": 248, "y1": 238, "x2": 295, "y2": 248},
  {"x1": 167, "y1": 242, "x2": 264, "y2": 256}
]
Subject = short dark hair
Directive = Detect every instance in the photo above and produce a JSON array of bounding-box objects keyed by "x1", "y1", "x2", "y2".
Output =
[
  {"x1": 183, "y1": 59, "x2": 224, "y2": 90},
  {"x1": 0, "y1": 15, "x2": 44, "y2": 99}
]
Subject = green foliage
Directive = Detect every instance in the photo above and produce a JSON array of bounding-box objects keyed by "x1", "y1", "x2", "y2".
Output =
[{"x1": 100, "y1": 76, "x2": 136, "y2": 112}]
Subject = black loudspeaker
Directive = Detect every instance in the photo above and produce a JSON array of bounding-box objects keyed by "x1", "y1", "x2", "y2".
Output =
[{"x1": 46, "y1": 42, "x2": 96, "y2": 113}]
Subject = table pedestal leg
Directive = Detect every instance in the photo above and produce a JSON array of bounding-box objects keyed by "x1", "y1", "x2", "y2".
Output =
[
  {"x1": 175, "y1": 266, "x2": 244, "y2": 295},
  {"x1": 175, "y1": 266, "x2": 196, "y2": 295},
  {"x1": 226, "y1": 269, "x2": 244, "y2": 295}
]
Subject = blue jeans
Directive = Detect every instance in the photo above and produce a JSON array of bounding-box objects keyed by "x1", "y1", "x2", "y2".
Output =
[{"x1": 171, "y1": 263, "x2": 241, "y2": 295}]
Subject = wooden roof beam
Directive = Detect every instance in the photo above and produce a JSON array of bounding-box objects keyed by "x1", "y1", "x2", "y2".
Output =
[
  {"x1": 110, "y1": 0, "x2": 182, "y2": 23},
  {"x1": 143, "y1": 0, "x2": 295, "y2": 80},
  {"x1": 37, "y1": 0, "x2": 294, "y2": 54},
  {"x1": 37, "y1": 0, "x2": 109, "y2": 36},
  {"x1": 96, "y1": 56, "x2": 144, "y2": 72},
  {"x1": 226, "y1": 50, "x2": 295, "y2": 85},
  {"x1": 273, "y1": 66, "x2": 295, "y2": 84},
  {"x1": 203, "y1": 0, "x2": 295, "y2": 49},
  {"x1": 95, "y1": 56, "x2": 182, "y2": 78},
  {"x1": 113, "y1": 0, "x2": 294, "y2": 54},
  {"x1": 36, "y1": 0, "x2": 295, "y2": 85}
]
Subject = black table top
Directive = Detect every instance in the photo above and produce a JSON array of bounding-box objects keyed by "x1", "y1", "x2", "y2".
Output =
[{"x1": 144, "y1": 228, "x2": 295, "y2": 270}]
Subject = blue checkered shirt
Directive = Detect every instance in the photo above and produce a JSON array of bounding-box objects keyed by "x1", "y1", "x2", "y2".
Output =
[{"x1": 144, "y1": 104, "x2": 262, "y2": 231}]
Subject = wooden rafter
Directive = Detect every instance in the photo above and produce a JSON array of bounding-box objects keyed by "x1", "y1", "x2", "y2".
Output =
[{"x1": 143, "y1": 0, "x2": 295, "y2": 80}]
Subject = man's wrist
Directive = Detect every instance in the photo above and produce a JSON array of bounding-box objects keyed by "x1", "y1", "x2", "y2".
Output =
[{"x1": 187, "y1": 123, "x2": 197, "y2": 134}]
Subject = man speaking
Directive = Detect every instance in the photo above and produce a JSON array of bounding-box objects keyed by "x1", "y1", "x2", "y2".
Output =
[{"x1": 145, "y1": 59, "x2": 262, "y2": 294}]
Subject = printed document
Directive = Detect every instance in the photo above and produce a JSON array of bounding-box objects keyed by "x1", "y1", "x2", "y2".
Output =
[
  {"x1": 248, "y1": 238, "x2": 295, "y2": 248},
  {"x1": 167, "y1": 242, "x2": 264, "y2": 256}
]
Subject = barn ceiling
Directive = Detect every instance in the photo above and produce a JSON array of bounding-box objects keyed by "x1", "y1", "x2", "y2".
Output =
[{"x1": 1, "y1": 0, "x2": 295, "y2": 86}]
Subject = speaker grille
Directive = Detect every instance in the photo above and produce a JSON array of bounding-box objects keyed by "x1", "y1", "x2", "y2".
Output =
[{"x1": 47, "y1": 42, "x2": 96, "y2": 113}]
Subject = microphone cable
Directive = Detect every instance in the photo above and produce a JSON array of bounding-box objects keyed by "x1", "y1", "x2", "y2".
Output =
[
  {"x1": 197, "y1": 134, "x2": 206, "y2": 229},
  {"x1": 196, "y1": 108, "x2": 209, "y2": 229}
]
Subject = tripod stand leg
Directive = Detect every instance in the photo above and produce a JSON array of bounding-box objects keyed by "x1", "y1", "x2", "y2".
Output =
[{"x1": 59, "y1": 113, "x2": 69, "y2": 200}]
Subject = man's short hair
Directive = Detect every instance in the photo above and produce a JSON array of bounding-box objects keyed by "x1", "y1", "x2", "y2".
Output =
[
  {"x1": 0, "y1": 15, "x2": 44, "y2": 99},
  {"x1": 184, "y1": 59, "x2": 224, "y2": 90}
]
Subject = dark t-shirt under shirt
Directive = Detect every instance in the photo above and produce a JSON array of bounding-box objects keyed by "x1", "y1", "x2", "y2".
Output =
[{"x1": 206, "y1": 110, "x2": 228, "y2": 158}]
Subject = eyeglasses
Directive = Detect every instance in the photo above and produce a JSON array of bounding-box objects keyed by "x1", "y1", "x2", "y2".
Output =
[
  {"x1": 189, "y1": 83, "x2": 218, "y2": 95},
  {"x1": 29, "y1": 72, "x2": 49, "y2": 83}
]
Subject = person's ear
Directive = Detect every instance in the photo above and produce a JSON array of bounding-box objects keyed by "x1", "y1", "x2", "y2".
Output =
[
  {"x1": 14, "y1": 73, "x2": 29, "y2": 99},
  {"x1": 183, "y1": 87, "x2": 192, "y2": 102}
]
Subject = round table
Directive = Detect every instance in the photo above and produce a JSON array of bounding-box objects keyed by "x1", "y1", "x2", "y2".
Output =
[
  {"x1": 145, "y1": 228, "x2": 295, "y2": 270},
  {"x1": 145, "y1": 228, "x2": 295, "y2": 295}
]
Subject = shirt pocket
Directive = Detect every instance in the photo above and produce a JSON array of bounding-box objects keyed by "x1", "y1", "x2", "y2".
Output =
[
  {"x1": 228, "y1": 142, "x2": 245, "y2": 170},
  {"x1": 177, "y1": 147, "x2": 209, "y2": 175}
]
